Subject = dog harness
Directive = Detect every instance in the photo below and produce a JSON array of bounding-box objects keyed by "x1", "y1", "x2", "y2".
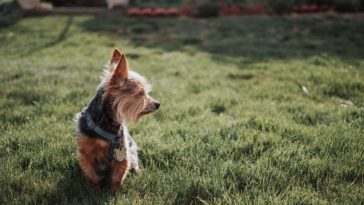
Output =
[{"x1": 84, "y1": 111, "x2": 126, "y2": 161}]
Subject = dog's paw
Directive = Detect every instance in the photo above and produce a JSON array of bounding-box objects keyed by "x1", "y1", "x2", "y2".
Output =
[{"x1": 130, "y1": 167, "x2": 142, "y2": 174}]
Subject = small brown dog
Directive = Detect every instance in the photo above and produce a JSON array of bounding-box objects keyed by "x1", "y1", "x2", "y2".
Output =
[{"x1": 75, "y1": 49, "x2": 160, "y2": 192}]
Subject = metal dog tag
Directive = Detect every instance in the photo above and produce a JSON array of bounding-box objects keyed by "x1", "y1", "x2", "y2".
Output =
[{"x1": 113, "y1": 147, "x2": 126, "y2": 161}]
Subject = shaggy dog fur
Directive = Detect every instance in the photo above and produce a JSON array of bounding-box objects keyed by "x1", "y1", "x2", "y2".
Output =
[{"x1": 75, "y1": 49, "x2": 160, "y2": 192}]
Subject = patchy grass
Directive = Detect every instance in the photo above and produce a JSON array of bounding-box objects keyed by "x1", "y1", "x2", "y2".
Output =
[{"x1": 0, "y1": 14, "x2": 363, "y2": 204}]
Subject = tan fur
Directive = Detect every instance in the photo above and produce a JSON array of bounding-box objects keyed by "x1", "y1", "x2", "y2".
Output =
[
  {"x1": 104, "y1": 78, "x2": 150, "y2": 123},
  {"x1": 77, "y1": 133, "x2": 129, "y2": 192}
]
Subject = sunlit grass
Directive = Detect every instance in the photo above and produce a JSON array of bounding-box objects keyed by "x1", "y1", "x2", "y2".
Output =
[{"x1": 0, "y1": 15, "x2": 363, "y2": 204}]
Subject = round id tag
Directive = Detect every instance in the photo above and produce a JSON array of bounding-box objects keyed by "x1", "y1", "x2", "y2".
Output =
[{"x1": 113, "y1": 147, "x2": 126, "y2": 161}]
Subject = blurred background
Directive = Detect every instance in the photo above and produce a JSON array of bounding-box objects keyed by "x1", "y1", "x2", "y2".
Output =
[
  {"x1": 1, "y1": 0, "x2": 364, "y2": 17},
  {"x1": 1, "y1": 0, "x2": 363, "y2": 204}
]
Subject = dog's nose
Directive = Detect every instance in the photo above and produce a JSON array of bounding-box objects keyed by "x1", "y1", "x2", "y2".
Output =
[{"x1": 155, "y1": 102, "x2": 160, "y2": 109}]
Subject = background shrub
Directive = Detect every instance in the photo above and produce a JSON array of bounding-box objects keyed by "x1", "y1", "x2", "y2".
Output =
[
  {"x1": 264, "y1": 0, "x2": 298, "y2": 14},
  {"x1": 197, "y1": 1, "x2": 220, "y2": 17},
  {"x1": 333, "y1": 0, "x2": 362, "y2": 11}
]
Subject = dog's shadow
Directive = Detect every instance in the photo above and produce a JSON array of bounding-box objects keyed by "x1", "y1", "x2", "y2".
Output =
[{"x1": 45, "y1": 165, "x2": 116, "y2": 204}]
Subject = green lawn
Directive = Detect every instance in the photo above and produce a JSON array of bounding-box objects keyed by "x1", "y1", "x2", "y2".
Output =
[{"x1": 0, "y1": 14, "x2": 363, "y2": 204}]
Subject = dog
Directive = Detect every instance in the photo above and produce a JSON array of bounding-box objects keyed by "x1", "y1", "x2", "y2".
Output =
[{"x1": 75, "y1": 48, "x2": 160, "y2": 192}]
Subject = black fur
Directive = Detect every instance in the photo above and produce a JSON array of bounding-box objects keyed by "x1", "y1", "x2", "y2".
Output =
[
  {"x1": 77, "y1": 87, "x2": 135, "y2": 151},
  {"x1": 78, "y1": 88, "x2": 121, "y2": 139}
]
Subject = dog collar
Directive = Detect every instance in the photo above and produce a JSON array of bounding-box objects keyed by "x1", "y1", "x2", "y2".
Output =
[
  {"x1": 85, "y1": 111, "x2": 119, "y2": 141},
  {"x1": 84, "y1": 110, "x2": 126, "y2": 161}
]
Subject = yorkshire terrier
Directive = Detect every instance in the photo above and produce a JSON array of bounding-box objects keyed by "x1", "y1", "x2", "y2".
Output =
[{"x1": 75, "y1": 48, "x2": 160, "y2": 192}]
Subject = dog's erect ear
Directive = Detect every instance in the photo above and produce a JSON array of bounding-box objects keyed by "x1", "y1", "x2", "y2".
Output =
[
  {"x1": 110, "y1": 48, "x2": 122, "y2": 71},
  {"x1": 111, "y1": 51, "x2": 129, "y2": 82},
  {"x1": 111, "y1": 48, "x2": 122, "y2": 63}
]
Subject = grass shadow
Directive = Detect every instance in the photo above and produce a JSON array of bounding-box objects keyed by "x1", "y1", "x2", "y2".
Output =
[
  {"x1": 0, "y1": 0, "x2": 22, "y2": 28},
  {"x1": 45, "y1": 165, "x2": 114, "y2": 204},
  {"x1": 18, "y1": 16, "x2": 74, "y2": 57},
  {"x1": 78, "y1": 15, "x2": 364, "y2": 65}
]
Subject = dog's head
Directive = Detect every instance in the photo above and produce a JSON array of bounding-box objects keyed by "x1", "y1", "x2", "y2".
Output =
[{"x1": 100, "y1": 49, "x2": 160, "y2": 124}]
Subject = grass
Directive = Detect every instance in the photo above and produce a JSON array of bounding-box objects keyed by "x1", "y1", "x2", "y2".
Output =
[{"x1": 0, "y1": 13, "x2": 363, "y2": 204}]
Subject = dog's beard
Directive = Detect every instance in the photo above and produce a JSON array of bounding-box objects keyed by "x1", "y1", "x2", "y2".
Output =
[{"x1": 114, "y1": 97, "x2": 147, "y2": 124}]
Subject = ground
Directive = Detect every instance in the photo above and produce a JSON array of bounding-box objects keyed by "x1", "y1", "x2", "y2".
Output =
[{"x1": 0, "y1": 14, "x2": 363, "y2": 204}]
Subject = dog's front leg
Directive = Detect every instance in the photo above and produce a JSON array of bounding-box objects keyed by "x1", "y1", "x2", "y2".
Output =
[
  {"x1": 110, "y1": 159, "x2": 129, "y2": 192},
  {"x1": 127, "y1": 134, "x2": 141, "y2": 173},
  {"x1": 79, "y1": 153, "x2": 102, "y2": 192}
]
